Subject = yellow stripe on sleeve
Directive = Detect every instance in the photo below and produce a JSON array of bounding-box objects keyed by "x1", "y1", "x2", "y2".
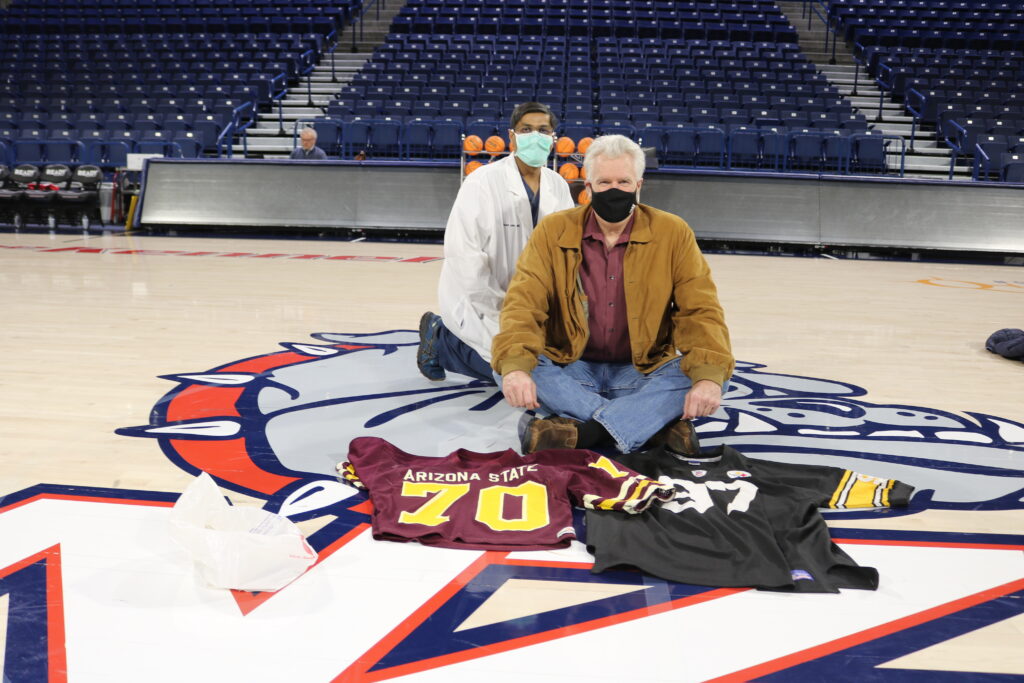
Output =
[{"x1": 828, "y1": 470, "x2": 853, "y2": 508}]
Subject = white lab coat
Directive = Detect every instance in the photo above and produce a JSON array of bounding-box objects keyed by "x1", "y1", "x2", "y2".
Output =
[{"x1": 438, "y1": 154, "x2": 574, "y2": 362}]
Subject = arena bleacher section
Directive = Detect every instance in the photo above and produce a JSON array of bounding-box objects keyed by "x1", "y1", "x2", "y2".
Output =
[{"x1": 1, "y1": 0, "x2": 1023, "y2": 231}]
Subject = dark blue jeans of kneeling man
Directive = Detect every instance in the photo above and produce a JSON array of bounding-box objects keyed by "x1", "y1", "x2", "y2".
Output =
[{"x1": 434, "y1": 322, "x2": 495, "y2": 382}]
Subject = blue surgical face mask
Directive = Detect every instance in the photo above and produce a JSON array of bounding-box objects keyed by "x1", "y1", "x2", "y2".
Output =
[{"x1": 513, "y1": 131, "x2": 554, "y2": 167}]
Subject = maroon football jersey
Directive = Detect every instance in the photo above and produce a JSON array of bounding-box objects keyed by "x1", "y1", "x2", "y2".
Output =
[{"x1": 339, "y1": 436, "x2": 675, "y2": 551}]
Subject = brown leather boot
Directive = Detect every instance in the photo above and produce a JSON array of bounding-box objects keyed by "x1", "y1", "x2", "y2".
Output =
[
  {"x1": 521, "y1": 416, "x2": 580, "y2": 453},
  {"x1": 654, "y1": 419, "x2": 701, "y2": 456}
]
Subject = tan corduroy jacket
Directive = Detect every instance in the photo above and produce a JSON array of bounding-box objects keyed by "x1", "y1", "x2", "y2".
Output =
[{"x1": 491, "y1": 203, "x2": 734, "y2": 386}]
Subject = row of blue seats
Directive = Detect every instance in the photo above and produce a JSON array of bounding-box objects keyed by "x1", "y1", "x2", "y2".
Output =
[
  {"x1": 400, "y1": 0, "x2": 783, "y2": 13},
  {"x1": 324, "y1": 102, "x2": 856, "y2": 122},
  {"x1": 318, "y1": 111, "x2": 872, "y2": 136},
  {"x1": 911, "y1": 91, "x2": 1024, "y2": 126},
  {"x1": 343, "y1": 83, "x2": 838, "y2": 104},
  {"x1": 3, "y1": 93, "x2": 274, "y2": 118},
  {"x1": 384, "y1": 33, "x2": 799, "y2": 47},
  {"x1": 1, "y1": 19, "x2": 345, "y2": 39},
  {"x1": 0, "y1": 3, "x2": 354, "y2": 22},
  {"x1": 1, "y1": 98, "x2": 253, "y2": 119},
  {"x1": 1, "y1": 31, "x2": 326, "y2": 51},
  {"x1": 330, "y1": 91, "x2": 849, "y2": 108},
  {"x1": 358, "y1": 61, "x2": 820, "y2": 77},
  {"x1": 2, "y1": 52, "x2": 310, "y2": 71},
  {"x1": 862, "y1": 46, "x2": 1023, "y2": 71},
  {"x1": 367, "y1": 50, "x2": 809, "y2": 64},
  {"x1": 832, "y1": 5, "x2": 1024, "y2": 21},
  {"x1": 0, "y1": 132, "x2": 208, "y2": 166},
  {"x1": 403, "y1": 0, "x2": 780, "y2": 8},
  {"x1": 354, "y1": 71, "x2": 830, "y2": 90},
  {"x1": 3, "y1": 81, "x2": 284, "y2": 101},
  {"x1": 335, "y1": 80, "x2": 833, "y2": 97},
  {"x1": 1, "y1": 44, "x2": 314, "y2": 61},
  {"x1": 2, "y1": 103, "x2": 258, "y2": 124},
  {"x1": 888, "y1": 82, "x2": 1024, "y2": 109},
  {"x1": 395, "y1": 6, "x2": 790, "y2": 22},
  {"x1": 846, "y1": 25, "x2": 1024, "y2": 51},
  {"x1": 295, "y1": 116, "x2": 901, "y2": 176},
  {"x1": 2, "y1": 43, "x2": 311, "y2": 58},
  {"x1": 12, "y1": 0, "x2": 341, "y2": 8},
  {"x1": 2, "y1": 125, "x2": 216, "y2": 146},
  {"x1": 372, "y1": 47, "x2": 803, "y2": 62},
  {"x1": 2, "y1": 123, "x2": 225, "y2": 149},
  {"x1": 1, "y1": 111, "x2": 227, "y2": 125},
  {"x1": 388, "y1": 18, "x2": 798, "y2": 42},
  {"x1": 872, "y1": 53, "x2": 1024, "y2": 83},
  {"x1": 326, "y1": 98, "x2": 857, "y2": 117}
]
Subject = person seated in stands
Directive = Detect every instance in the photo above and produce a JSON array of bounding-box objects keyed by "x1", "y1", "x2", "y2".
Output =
[
  {"x1": 492, "y1": 134, "x2": 734, "y2": 456},
  {"x1": 416, "y1": 102, "x2": 574, "y2": 382},
  {"x1": 290, "y1": 127, "x2": 327, "y2": 160}
]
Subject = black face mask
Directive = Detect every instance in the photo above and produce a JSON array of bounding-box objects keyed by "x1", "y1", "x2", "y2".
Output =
[{"x1": 590, "y1": 187, "x2": 637, "y2": 223}]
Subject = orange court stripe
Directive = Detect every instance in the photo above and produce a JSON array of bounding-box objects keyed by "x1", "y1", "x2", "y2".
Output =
[{"x1": 46, "y1": 544, "x2": 68, "y2": 683}]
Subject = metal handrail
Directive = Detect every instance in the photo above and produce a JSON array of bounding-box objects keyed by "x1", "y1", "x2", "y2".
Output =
[
  {"x1": 904, "y1": 87, "x2": 925, "y2": 152},
  {"x1": 850, "y1": 39, "x2": 868, "y2": 97},
  {"x1": 231, "y1": 102, "x2": 255, "y2": 157},
  {"x1": 300, "y1": 48, "x2": 317, "y2": 107},
  {"x1": 943, "y1": 119, "x2": 966, "y2": 180},
  {"x1": 875, "y1": 62, "x2": 894, "y2": 122},
  {"x1": 215, "y1": 119, "x2": 237, "y2": 158},
  {"x1": 973, "y1": 142, "x2": 995, "y2": 181},
  {"x1": 267, "y1": 72, "x2": 289, "y2": 135}
]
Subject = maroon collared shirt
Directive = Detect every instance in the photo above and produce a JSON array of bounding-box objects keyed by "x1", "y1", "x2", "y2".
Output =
[{"x1": 580, "y1": 209, "x2": 633, "y2": 363}]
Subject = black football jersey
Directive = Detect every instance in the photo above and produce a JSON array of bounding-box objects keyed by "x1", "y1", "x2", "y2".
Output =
[{"x1": 585, "y1": 445, "x2": 915, "y2": 592}]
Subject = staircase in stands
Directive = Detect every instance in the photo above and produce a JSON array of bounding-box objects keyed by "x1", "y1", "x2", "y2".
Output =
[
  {"x1": 237, "y1": 2, "x2": 403, "y2": 158},
  {"x1": 777, "y1": 1, "x2": 968, "y2": 180}
]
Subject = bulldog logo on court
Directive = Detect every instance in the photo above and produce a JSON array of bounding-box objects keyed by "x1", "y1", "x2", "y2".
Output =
[{"x1": 117, "y1": 331, "x2": 1024, "y2": 519}]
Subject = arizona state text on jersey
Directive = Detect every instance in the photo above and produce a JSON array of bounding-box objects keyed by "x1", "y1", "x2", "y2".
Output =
[{"x1": 339, "y1": 437, "x2": 675, "y2": 551}]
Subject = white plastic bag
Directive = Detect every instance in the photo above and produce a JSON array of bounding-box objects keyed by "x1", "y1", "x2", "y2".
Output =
[{"x1": 169, "y1": 472, "x2": 318, "y2": 592}]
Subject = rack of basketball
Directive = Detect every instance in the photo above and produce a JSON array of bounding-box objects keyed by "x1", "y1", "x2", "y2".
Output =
[{"x1": 460, "y1": 134, "x2": 593, "y2": 205}]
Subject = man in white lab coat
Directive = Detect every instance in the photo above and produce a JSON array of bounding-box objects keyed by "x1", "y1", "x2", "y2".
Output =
[{"x1": 417, "y1": 102, "x2": 575, "y2": 382}]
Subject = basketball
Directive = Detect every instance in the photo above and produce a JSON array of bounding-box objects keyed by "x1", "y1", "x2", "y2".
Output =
[
  {"x1": 577, "y1": 136, "x2": 594, "y2": 155},
  {"x1": 485, "y1": 135, "x2": 506, "y2": 156},
  {"x1": 463, "y1": 135, "x2": 483, "y2": 155},
  {"x1": 555, "y1": 137, "x2": 575, "y2": 157},
  {"x1": 580, "y1": 165, "x2": 587, "y2": 179},
  {"x1": 465, "y1": 160, "x2": 483, "y2": 175},
  {"x1": 559, "y1": 163, "x2": 579, "y2": 180},
  {"x1": 577, "y1": 188, "x2": 590, "y2": 204}
]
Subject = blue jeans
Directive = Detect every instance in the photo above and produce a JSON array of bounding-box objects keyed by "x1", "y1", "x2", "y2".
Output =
[
  {"x1": 531, "y1": 355, "x2": 700, "y2": 453},
  {"x1": 435, "y1": 322, "x2": 495, "y2": 382}
]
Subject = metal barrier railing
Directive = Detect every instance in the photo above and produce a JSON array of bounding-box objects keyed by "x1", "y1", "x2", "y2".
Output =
[
  {"x1": 943, "y1": 120, "x2": 967, "y2": 180},
  {"x1": 904, "y1": 87, "x2": 926, "y2": 153}
]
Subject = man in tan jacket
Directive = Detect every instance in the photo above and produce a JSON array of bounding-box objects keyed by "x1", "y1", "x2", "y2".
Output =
[{"x1": 492, "y1": 135, "x2": 734, "y2": 455}]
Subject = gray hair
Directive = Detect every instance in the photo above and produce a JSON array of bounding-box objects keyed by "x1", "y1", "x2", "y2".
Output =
[
  {"x1": 583, "y1": 134, "x2": 645, "y2": 182},
  {"x1": 300, "y1": 126, "x2": 317, "y2": 140}
]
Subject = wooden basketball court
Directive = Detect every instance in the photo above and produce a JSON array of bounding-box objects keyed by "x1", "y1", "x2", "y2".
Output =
[{"x1": 1, "y1": 228, "x2": 1021, "y2": 681}]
